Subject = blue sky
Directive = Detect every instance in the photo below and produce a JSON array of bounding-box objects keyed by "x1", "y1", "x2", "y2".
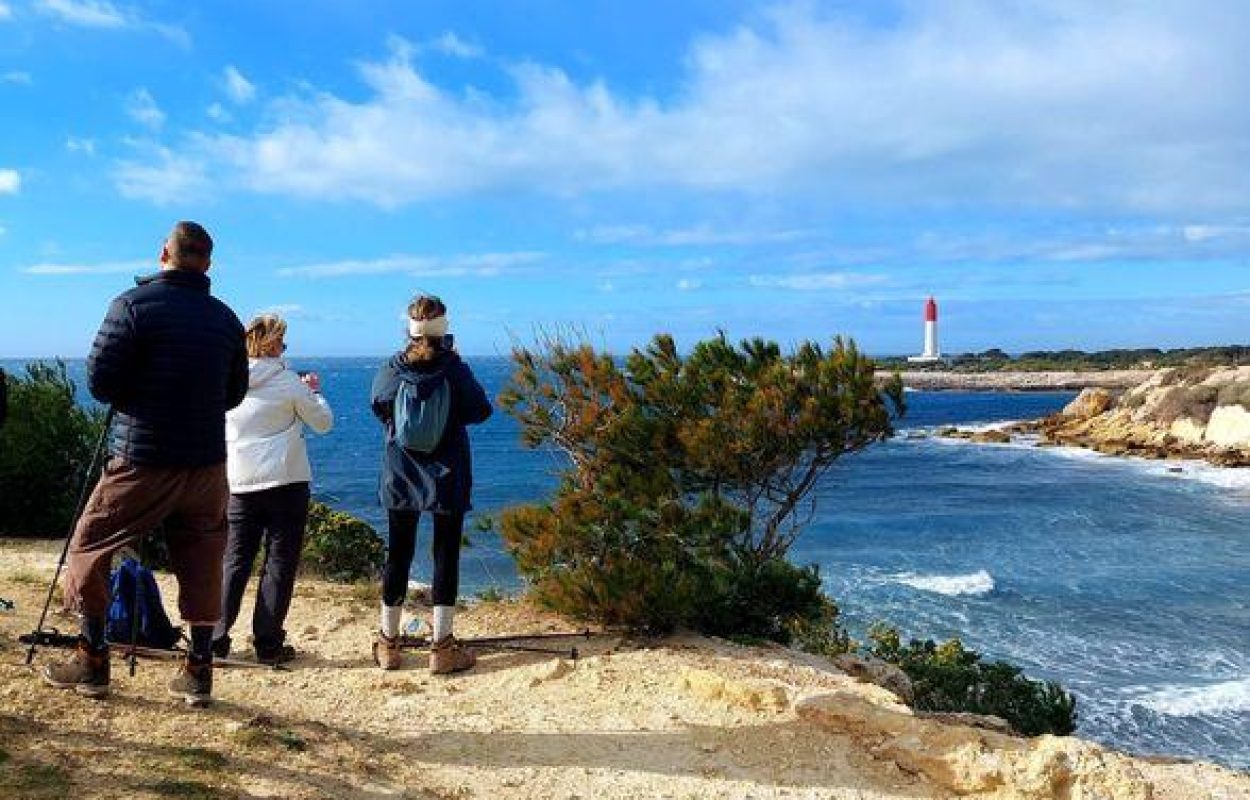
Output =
[{"x1": 1, "y1": 0, "x2": 1248, "y2": 358}]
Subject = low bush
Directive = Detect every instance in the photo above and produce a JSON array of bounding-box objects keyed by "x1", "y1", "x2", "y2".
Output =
[
  {"x1": 867, "y1": 624, "x2": 1078, "y2": 736},
  {"x1": 1154, "y1": 385, "x2": 1219, "y2": 425},
  {"x1": 301, "y1": 501, "x2": 386, "y2": 582},
  {"x1": 1215, "y1": 382, "x2": 1250, "y2": 411},
  {"x1": 0, "y1": 362, "x2": 107, "y2": 537},
  {"x1": 693, "y1": 555, "x2": 851, "y2": 653}
]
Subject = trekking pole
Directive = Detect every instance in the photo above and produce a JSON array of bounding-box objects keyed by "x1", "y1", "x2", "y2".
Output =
[
  {"x1": 127, "y1": 533, "x2": 146, "y2": 676},
  {"x1": 25, "y1": 407, "x2": 115, "y2": 665},
  {"x1": 462, "y1": 629, "x2": 592, "y2": 645}
]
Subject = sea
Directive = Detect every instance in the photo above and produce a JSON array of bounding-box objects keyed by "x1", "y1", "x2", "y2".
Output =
[{"x1": 5, "y1": 356, "x2": 1249, "y2": 770}]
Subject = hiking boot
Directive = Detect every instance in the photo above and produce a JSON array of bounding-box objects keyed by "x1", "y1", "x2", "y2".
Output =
[
  {"x1": 211, "y1": 636, "x2": 231, "y2": 659},
  {"x1": 43, "y1": 640, "x2": 110, "y2": 698},
  {"x1": 372, "y1": 631, "x2": 402, "y2": 671},
  {"x1": 255, "y1": 643, "x2": 296, "y2": 666},
  {"x1": 168, "y1": 658, "x2": 213, "y2": 708},
  {"x1": 429, "y1": 635, "x2": 476, "y2": 675}
]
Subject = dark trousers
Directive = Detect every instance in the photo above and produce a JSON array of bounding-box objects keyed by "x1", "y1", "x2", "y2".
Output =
[
  {"x1": 64, "y1": 457, "x2": 228, "y2": 623},
  {"x1": 382, "y1": 509, "x2": 464, "y2": 607},
  {"x1": 214, "y1": 482, "x2": 311, "y2": 652}
]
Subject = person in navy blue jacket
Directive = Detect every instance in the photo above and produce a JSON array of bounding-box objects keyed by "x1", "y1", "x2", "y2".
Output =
[
  {"x1": 369, "y1": 295, "x2": 492, "y2": 674},
  {"x1": 43, "y1": 221, "x2": 248, "y2": 707}
]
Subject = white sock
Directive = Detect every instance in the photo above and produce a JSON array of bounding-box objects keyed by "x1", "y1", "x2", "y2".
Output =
[
  {"x1": 380, "y1": 605, "x2": 402, "y2": 638},
  {"x1": 433, "y1": 606, "x2": 455, "y2": 642}
]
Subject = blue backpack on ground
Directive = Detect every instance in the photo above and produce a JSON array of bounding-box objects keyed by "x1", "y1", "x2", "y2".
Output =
[
  {"x1": 394, "y1": 377, "x2": 451, "y2": 453},
  {"x1": 105, "y1": 557, "x2": 182, "y2": 649}
]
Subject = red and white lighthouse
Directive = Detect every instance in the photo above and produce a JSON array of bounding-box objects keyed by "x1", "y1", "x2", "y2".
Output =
[{"x1": 908, "y1": 296, "x2": 942, "y2": 363}]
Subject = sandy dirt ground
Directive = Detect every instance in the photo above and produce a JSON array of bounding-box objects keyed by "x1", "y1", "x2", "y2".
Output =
[{"x1": 1, "y1": 538, "x2": 1247, "y2": 800}]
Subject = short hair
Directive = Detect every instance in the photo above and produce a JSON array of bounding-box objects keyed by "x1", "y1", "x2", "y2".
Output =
[
  {"x1": 245, "y1": 314, "x2": 287, "y2": 358},
  {"x1": 166, "y1": 221, "x2": 213, "y2": 269}
]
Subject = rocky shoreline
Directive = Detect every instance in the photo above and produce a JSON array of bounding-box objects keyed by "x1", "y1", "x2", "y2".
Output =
[
  {"x1": 889, "y1": 369, "x2": 1153, "y2": 392},
  {"x1": 931, "y1": 366, "x2": 1250, "y2": 468}
]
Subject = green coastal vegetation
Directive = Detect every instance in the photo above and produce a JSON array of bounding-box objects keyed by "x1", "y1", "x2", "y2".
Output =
[
  {"x1": 877, "y1": 345, "x2": 1250, "y2": 372},
  {"x1": 0, "y1": 349, "x2": 1078, "y2": 735}
]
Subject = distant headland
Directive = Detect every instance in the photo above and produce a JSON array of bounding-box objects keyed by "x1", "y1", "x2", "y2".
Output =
[{"x1": 878, "y1": 346, "x2": 1250, "y2": 392}]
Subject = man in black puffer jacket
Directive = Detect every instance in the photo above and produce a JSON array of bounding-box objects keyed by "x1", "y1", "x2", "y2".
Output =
[{"x1": 44, "y1": 221, "x2": 248, "y2": 708}]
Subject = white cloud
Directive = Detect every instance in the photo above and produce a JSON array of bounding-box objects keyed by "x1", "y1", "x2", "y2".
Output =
[
  {"x1": 37, "y1": 0, "x2": 124, "y2": 27},
  {"x1": 2, "y1": 71, "x2": 32, "y2": 85},
  {"x1": 749, "y1": 272, "x2": 885, "y2": 291},
  {"x1": 113, "y1": 144, "x2": 208, "y2": 204},
  {"x1": 676, "y1": 278, "x2": 702, "y2": 291},
  {"x1": 22, "y1": 259, "x2": 148, "y2": 275},
  {"x1": 578, "y1": 224, "x2": 812, "y2": 247},
  {"x1": 0, "y1": 169, "x2": 20, "y2": 194},
  {"x1": 221, "y1": 65, "x2": 256, "y2": 104},
  {"x1": 431, "y1": 32, "x2": 482, "y2": 59},
  {"x1": 0, "y1": 4, "x2": 12, "y2": 21},
  {"x1": 124, "y1": 88, "x2": 165, "y2": 129},
  {"x1": 113, "y1": 3, "x2": 1250, "y2": 215},
  {"x1": 66, "y1": 136, "x2": 96, "y2": 156},
  {"x1": 35, "y1": 0, "x2": 189, "y2": 46},
  {"x1": 276, "y1": 251, "x2": 545, "y2": 279},
  {"x1": 206, "y1": 102, "x2": 231, "y2": 122},
  {"x1": 1182, "y1": 224, "x2": 1250, "y2": 243}
]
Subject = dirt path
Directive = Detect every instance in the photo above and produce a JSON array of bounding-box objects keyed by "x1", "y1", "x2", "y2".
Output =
[{"x1": 1, "y1": 539, "x2": 1246, "y2": 800}]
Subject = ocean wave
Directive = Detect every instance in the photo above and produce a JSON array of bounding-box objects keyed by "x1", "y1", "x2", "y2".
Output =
[
  {"x1": 897, "y1": 420, "x2": 1024, "y2": 437},
  {"x1": 1132, "y1": 677, "x2": 1250, "y2": 717},
  {"x1": 890, "y1": 569, "x2": 996, "y2": 597}
]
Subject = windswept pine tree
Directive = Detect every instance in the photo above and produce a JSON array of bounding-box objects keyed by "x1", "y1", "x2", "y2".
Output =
[{"x1": 499, "y1": 332, "x2": 903, "y2": 642}]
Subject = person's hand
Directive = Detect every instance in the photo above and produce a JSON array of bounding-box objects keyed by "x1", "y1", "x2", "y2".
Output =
[{"x1": 301, "y1": 372, "x2": 322, "y2": 393}]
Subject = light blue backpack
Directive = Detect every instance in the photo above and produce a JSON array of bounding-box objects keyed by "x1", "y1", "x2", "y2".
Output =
[{"x1": 393, "y1": 377, "x2": 451, "y2": 453}]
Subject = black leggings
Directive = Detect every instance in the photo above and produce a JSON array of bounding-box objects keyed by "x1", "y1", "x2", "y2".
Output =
[{"x1": 382, "y1": 509, "x2": 464, "y2": 607}]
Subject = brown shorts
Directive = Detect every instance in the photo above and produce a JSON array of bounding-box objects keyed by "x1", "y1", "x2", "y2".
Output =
[{"x1": 62, "y1": 457, "x2": 229, "y2": 624}]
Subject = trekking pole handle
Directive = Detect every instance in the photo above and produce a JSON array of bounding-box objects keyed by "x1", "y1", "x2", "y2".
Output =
[{"x1": 25, "y1": 406, "x2": 115, "y2": 665}]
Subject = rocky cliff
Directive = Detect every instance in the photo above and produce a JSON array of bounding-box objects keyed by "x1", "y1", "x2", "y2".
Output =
[
  {"x1": 1030, "y1": 366, "x2": 1250, "y2": 465},
  {"x1": 1, "y1": 538, "x2": 1247, "y2": 800}
]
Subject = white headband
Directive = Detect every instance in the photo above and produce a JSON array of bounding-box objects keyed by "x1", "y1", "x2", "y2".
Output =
[{"x1": 409, "y1": 316, "x2": 449, "y2": 338}]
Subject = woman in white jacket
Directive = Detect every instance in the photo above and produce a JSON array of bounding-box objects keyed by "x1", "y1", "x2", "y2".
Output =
[{"x1": 213, "y1": 314, "x2": 333, "y2": 664}]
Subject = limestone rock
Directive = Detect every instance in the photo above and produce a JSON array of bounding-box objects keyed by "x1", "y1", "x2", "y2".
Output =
[
  {"x1": 917, "y1": 711, "x2": 1014, "y2": 734},
  {"x1": 794, "y1": 690, "x2": 914, "y2": 737},
  {"x1": 1169, "y1": 418, "x2": 1206, "y2": 446},
  {"x1": 1205, "y1": 405, "x2": 1250, "y2": 448},
  {"x1": 1063, "y1": 388, "x2": 1114, "y2": 420},
  {"x1": 678, "y1": 667, "x2": 789, "y2": 712},
  {"x1": 528, "y1": 657, "x2": 574, "y2": 687},
  {"x1": 832, "y1": 654, "x2": 915, "y2": 704},
  {"x1": 971, "y1": 429, "x2": 1012, "y2": 444},
  {"x1": 798, "y1": 692, "x2": 1155, "y2": 800}
]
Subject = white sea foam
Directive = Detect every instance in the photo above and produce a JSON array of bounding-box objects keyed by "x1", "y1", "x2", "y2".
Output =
[
  {"x1": 891, "y1": 569, "x2": 996, "y2": 597},
  {"x1": 897, "y1": 420, "x2": 1024, "y2": 437},
  {"x1": 1132, "y1": 677, "x2": 1250, "y2": 717},
  {"x1": 1042, "y1": 445, "x2": 1250, "y2": 494},
  {"x1": 905, "y1": 423, "x2": 1250, "y2": 498}
]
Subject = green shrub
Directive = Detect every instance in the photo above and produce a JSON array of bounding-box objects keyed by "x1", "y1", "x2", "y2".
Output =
[
  {"x1": 692, "y1": 555, "x2": 849, "y2": 651},
  {"x1": 867, "y1": 624, "x2": 1078, "y2": 736},
  {"x1": 0, "y1": 362, "x2": 107, "y2": 537},
  {"x1": 500, "y1": 332, "x2": 901, "y2": 640},
  {"x1": 301, "y1": 501, "x2": 385, "y2": 582}
]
